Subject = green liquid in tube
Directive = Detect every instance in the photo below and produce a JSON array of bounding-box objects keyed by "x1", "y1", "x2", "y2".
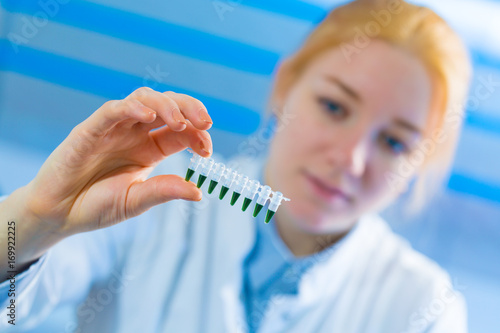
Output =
[
  {"x1": 197, "y1": 175, "x2": 207, "y2": 188},
  {"x1": 253, "y1": 203, "x2": 264, "y2": 217},
  {"x1": 265, "y1": 210, "x2": 275, "y2": 223},
  {"x1": 185, "y1": 168, "x2": 195, "y2": 182},
  {"x1": 241, "y1": 198, "x2": 252, "y2": 211},
  {"x1": 219, "y1": 186, "x2": 230, "y2": 200},
  {"x1": 230, "y1": 192, "x2": 241, "y2": 206},
  {"x1": 208, "y1": 180, "x2": 218, "y2": 194}
]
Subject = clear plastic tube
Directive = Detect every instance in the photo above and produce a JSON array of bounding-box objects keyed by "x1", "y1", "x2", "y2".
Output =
[
  {"x1": 207, "y1": 163, "x2": 225, "y2": 194},
  {"x1": 265, "y1": 191, "x2": 290, "y2": 223},
  {"x1": 196, "y1": 158, "x2": 215, "y2": 188},
  {"x1": 240, "y1": 180, "x2": 261, "y2": 211},
  {"x1": 219, "y1": 168, "x2": 238, "y2": 200},
  {"x1": 254, "y1": 185, "x2": 272, "y2": 217},
  {"x1": 230, "y1": 174, "x2": 249, "y2": 206},
  {"x1": 185, "y1": 152, "x2": 204, "y2": 181}
]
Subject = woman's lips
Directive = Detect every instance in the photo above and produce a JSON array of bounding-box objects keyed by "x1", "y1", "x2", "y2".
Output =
[{"x1": 303, "y1": 171, "x2": 352, "y2": 203}]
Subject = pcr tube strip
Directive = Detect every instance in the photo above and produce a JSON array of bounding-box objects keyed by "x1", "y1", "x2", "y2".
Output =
[{"x1": 184, "y1": 150, "x2": 290, "y2": 223}]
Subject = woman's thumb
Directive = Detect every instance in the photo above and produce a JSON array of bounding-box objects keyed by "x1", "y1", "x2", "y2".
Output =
[{"x1": 126, "y1": 174, "x2": 202, "y2": 217}]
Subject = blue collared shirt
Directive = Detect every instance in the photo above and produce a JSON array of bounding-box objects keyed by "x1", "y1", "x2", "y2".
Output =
[{"x1": 241, "y1": 199, "x2": 349, "y2": 332}]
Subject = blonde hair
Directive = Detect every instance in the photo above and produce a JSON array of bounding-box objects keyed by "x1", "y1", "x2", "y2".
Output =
[{"x1": 271, "y1": 0, "x2": 472, "y2": 211}]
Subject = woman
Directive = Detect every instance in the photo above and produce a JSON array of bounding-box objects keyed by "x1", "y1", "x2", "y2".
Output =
[{"x1": 0, "y1": 0, "x2": 471, "y2": 332}]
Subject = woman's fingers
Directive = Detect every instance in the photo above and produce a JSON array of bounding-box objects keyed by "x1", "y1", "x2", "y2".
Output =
[
  {"x1": 150, "y1": 122, "x2": 212, "y2": 157},
  {"x1": 126, "y1": 174, "x2": 202, "y2": 217},
  {"x1": 60, "y1": 99, "x2": 157, "y2": 167},
  {"x1": 128, "y1": 87, "x2": 188, "y2": 132},
  {"x1": 79, "y1": 98, "x2": 157, "y2": 139},
  {"x1": 163, "y1": 91, "x2": 213, "y2": 130},
  {"x1": 78, "y1": 88, "x2": 213, "y2": 136},
  {"x1": 60, "y1": 87, "x2": 213, "y2": 171},
  {"x1": 127, "y1": 88, "x2": 212, "y2": 131}
]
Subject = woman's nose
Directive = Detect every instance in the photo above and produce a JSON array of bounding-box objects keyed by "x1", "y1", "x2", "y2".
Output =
[{"x1": 326, "y1": 133, "x2": 369, "y2": 178}]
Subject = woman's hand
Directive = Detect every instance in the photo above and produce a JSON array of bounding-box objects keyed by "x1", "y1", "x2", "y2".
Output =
[{"x1": 23, "y1": 87, "x2": 213, "y2": 236}]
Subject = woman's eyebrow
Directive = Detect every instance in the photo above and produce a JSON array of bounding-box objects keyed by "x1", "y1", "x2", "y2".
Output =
[
  {"x1": 323, "y1": 75, "x2": 422, "y2": 135},
  {"x1": 324, "y1": 75, "x2": 361, "y2": 103},
  {"x1": 395, "y1": 118, "x2": 423, "y2": 135}
]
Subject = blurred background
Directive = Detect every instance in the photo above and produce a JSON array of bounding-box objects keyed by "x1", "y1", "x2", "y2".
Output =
[{"x1": 0, "y1": 0, "x2": 498, "y2": 331}]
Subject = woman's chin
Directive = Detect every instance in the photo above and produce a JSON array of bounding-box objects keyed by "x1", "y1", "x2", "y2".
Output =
[{"x1": 286, "y1": 202, "x2": 354, "y2": 234}]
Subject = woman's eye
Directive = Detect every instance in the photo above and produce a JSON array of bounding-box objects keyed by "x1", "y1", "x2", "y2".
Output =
[
  {"x1": 318, "y1": 97, "x2": 346, "y2": 118},
  {"x1": 381, "y1": 134, "x2": 407, "y2": 155}
]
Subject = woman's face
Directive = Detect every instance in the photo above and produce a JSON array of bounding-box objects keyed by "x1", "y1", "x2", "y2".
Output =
[{"x1": 265, "y1": 40, "x2": 434, "y2": 234}]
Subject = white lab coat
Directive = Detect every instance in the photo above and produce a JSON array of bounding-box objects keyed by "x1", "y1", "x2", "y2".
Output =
[{"x1": 0, "y1": 153, "x2": 466, "y2": 332}]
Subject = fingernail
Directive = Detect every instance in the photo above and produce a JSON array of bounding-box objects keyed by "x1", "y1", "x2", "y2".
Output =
[
  {"x1": 200, "y1": 139, "x2": 211, "y2": 155},
  {"x1": 199, "y1": 109, "x2": 213, "y2": 124},
  {"x1": 173, "y1": 108, "x2": 187, "y2": 124}
]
